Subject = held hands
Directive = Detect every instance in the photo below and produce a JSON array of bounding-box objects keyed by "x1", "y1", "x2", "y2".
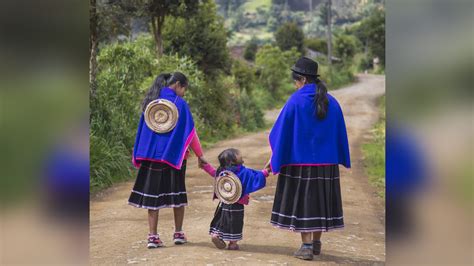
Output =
[
  {"x1": 197, "y1": 156, "x2": 208, "y2": 169},
  {"x1": 264, "y1": 158, "x2": 272, "y2": 174},
  {"x1": 198, "y1": 156, "x2": 216, "y2": 177}
]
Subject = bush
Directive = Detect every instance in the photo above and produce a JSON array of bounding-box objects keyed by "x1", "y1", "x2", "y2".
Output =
[
  {"x1": 305, "y1": 37, "x2": 327, "y2": 54},
  {"x1": 318, "y1": 64, "x2": 355, "y2": 90},
  {"x1": 163, "y1": 0, "x2": 231, "y2": 76},
  {"x1": 243, "y1": 38, "x2": 259, "y2": 61},
  {"x1": 274, "y1": 22, "x2": 305, "y2": 54},
  {"x1": 255, "y1": 45, "x2": 301, "y2": 101},
  {"x1": 90, "y1": 134, "x2": 132, "y2": 191},
  {"x1": 232, "y1": 59, "x2": 256, "y2": 93},
  {"x1": 90, "y1": 36, "x2": 159, "y2": 191},
  {"x1": 334, "y1": 34, "x2": 360, "y2": 62},
  {"x1": 236, "y1": 90, "x2": 265, "y2": 131}
]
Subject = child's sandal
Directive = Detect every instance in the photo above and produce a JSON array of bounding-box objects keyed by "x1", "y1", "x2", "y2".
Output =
[
  {"x1": 211, "y1": 235, "x2": 226, "y2": 249},
  {"x1": 228, "y1": 243, "x2": 239, "y2": 250}
]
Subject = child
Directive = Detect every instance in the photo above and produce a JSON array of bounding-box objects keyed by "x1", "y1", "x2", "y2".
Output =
[{"x1": 201, "y1": 148, "x2": 270, "y2": 250}]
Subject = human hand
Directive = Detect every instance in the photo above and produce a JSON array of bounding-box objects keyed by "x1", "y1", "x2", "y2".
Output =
[
  {"x1": 264, "y1": 159, "x2": 271, "y2": 173},
  {"x1": 198, "y1": 156, "x2": 208, "y2": 168}
]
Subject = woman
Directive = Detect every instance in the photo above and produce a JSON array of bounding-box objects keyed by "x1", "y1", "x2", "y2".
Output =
[
  {"x1": 128, "y1": 72, "x2": 208, "y2": 248},
  {"x1": 268, "y1": 57, "x2": 351, "y2": 260}
]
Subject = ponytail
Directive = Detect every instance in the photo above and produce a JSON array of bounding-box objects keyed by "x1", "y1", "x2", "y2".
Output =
[
  {"x1": 141, "y1": 73, "x2": 171, "y2": 112},
  {"x1": 141, "y1": 71, "x2": 188, "y2": 112},
  {"x1": 315, "y1": 78, "x2": 329, "y2": 120},
  {"x1": 292, "y1": 71, "x2": 329, "y2": 120}
]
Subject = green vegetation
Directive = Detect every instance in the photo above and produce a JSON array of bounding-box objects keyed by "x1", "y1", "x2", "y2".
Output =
[
  {"x1": 305, "y1": 37, "x2": 327, "y2": 54},
  {"x1": 243, "y1": 0, "x2": 271, "y2": 12},
  {"x1": 275, "y1": 22, "x2": 305, "y2": 54},
  {"x1": 362, "y1": 95, "x2": 386, "y2": 197},
  {"x1": 255, "y1": 45, "x2": 301, "y2": 102},
  {"x1": 90, "y1": 0, "x2": 385, "y2": 192},
  {"x1": 243, "y1": 37, "x2": 259, "y2": 61}
]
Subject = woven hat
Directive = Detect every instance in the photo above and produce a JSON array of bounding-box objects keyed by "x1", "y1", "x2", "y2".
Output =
[
  {"x1": 144, "y1": 99, "x2": 179, "y2": 133},
  {"x1": 214, "y1": 170, "x2": 242, "y2": 204},
  {"x1": 291, "y1": 57, "x2": 319, "y2": 76}
]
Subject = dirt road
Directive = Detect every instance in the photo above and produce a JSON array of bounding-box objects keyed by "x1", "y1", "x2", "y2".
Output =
[{"x1": 90, "y1": 74, "x2": 386, "y2": 265}]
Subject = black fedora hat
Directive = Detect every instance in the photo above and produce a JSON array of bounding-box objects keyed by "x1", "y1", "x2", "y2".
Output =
[{"x1": 291, "y1": 57, "x2": 319, "y2": 76}]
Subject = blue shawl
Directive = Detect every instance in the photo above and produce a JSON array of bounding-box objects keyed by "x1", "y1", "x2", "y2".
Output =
[
  {"x1": 132, "y1": 87, "x2": 195, "y2": 170},
  {"x1": 269, "y1": 83, "x2": 350, "y2": 174}
]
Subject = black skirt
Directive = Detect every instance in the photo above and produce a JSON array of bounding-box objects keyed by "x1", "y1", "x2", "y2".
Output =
[
  {"x1": 128, "y1": 160, "x2": 187, "y2": 210},
  {"x1": 271, "y1": 164, "x2": 344, "y2": 232},
  {"x1": 209, "y1": 202, "x2": 244, "y2": 241}
]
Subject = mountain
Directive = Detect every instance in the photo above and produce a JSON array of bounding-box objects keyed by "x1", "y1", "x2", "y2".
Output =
[{"x1": 215, "y1": 0, "x2": 383, "y2": 45}]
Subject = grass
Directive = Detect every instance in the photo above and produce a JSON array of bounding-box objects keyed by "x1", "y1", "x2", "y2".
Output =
[
  {"x1": 362, "y1": 95, "x2": 386, "y2": 197},
  {"x1": 243, "y1": 0, "x2": 271, "y2": 13},
  {"x1": 229, "y1": 29, "x2": 273, "y2": 46}
]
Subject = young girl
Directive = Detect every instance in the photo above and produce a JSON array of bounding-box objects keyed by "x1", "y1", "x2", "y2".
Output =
[
  {"x1": 128, "y1": 72, "x2": 209, "y2": 248},
  {"x1": 201, "y1": 148, "x2": 270, "y2": 250}
]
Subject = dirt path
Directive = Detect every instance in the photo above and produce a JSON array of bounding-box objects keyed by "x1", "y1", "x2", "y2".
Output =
[{"x1": 90, "y1": 74, "x2": 386, "y2": 265}]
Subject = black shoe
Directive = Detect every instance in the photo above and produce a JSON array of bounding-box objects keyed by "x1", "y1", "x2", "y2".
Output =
[
  {"x1": 294, "y1": 245, "x2": 314, "y2": 260},
  {"x1": 313, "y1": 240, "x2": 322, "y2": 255}
]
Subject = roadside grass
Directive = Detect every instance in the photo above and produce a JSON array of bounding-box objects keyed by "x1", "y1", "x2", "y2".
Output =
[{"x1": 362, "y1": 95, "x2": 386, "y2": 197}]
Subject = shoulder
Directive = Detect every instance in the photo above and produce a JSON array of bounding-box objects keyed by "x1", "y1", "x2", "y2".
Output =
[
  {"x1": 175, "y1": 96, "x2": 191, "y2": 110},
  {"x1": 326, "y1": 93, "x2": 345, "y2": 119},
  {"x1": 327, "y1": 93, "x2": 342, "y2": 110}
]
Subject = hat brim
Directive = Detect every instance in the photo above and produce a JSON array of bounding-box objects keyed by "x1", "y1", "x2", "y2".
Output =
[{"x1": 291, "y1": 66, "x2": 318, "y2": 76}]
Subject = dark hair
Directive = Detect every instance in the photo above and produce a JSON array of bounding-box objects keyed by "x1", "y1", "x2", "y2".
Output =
[
  {"x1": 216, "y1": 148, "x2": 241, "y2": 175},
  {"x1": 292, "y1": 71, "x2": 328, "y2": 119},
  {"x1": 141, "y1": 72, "x2": 189, "y2": 112}
]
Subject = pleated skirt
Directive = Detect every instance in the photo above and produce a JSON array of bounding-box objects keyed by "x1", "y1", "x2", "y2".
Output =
[
  {"x1": 209, "y1": 202, "x2": 244, "y2": 241},
  {"x1": 271, "y1": 164, "x2": 344, "y2": 232},
  {"x1": 128, "y1": 160, "x2": 187, "y2": 210}
]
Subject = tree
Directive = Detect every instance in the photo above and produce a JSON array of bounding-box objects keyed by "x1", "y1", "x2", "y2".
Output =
[
  {"x1": 355, "y1": 7, "x2": 385, "y2": 66},
  {"x1": 325, "y1": 0, "x2": 333, "y2": 65},
  {"x1": 334, "y1": 34, "x2": 359, "y2": 61},
  {"x1": 96, "y1": 0, "x2": 135, "y2": 43},
  {"x1": 146, "y1": 0, "x2": 199, "y2": 57},
  {"x1": 163, "y1": 0, "x2": 231, "y2": 76},
  {"x1": 274, "y1": 22, "x2": 305, "y2": 54},
  {"x1": 90, "y1": 0, "x2": 98, "y2": 98},
  {"x1": 95, "y1": 0, "x2": 198, "y2": 58},
  {"x1": 243, "y1": 38, "x2": 259, "y2": 61}
]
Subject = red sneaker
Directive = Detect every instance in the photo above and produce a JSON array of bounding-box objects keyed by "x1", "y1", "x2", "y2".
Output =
[
  {"x1": 147, "y1": 234, "x2": 164, "y2": 248},
  {"x1": 173, "y1": 231, "x2": 187, "y2": 245}
]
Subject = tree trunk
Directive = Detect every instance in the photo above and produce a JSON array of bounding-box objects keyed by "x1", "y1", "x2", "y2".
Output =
[
  {"x1": 326, "y1": 0, "x2": 332, "y2": 65},
  {"x1": 89, "y1": 0, "x2": 98, "y2": 98},
  {"x1": 151, "y1": 15, "x2": 164, "y2": 58}
]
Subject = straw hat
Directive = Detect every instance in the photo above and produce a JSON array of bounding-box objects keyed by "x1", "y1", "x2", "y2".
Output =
[
  {"x1": 144, "y1": 99, "x2": 179, "y2": 133},
  {"x1": 214, "y1": 170, "x2": 243, "y2": 204}
]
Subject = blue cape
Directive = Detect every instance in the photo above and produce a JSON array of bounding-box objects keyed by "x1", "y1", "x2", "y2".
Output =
[
  {"x1": 133, "y1": 87, "x2": 195, "y2": 170},
  {"x1": 269, "y1": 83, "x2": 350, "y2": 174},
  {"x1": 218, "y1": 165, "x2": 266, "y2": 198}
]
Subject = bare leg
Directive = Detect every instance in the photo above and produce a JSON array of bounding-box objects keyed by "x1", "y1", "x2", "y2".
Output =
[
  {"x1": 301, "y1": 232, "x2": 312, "y2": 244},
  {"x1": 173, "y1": 206, "x2": 185, "y2": 232},
  {"x1": 148, "y1": 209, "x2": 159, "y2": 235},
  {"x1": 312, "y1": 231, "x2": 322, "y2": 241}
]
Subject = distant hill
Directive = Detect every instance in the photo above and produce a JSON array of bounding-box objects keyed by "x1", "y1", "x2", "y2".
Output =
[{"x1": 215, "y1": 0, "x2": 383, "y2": 46}]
